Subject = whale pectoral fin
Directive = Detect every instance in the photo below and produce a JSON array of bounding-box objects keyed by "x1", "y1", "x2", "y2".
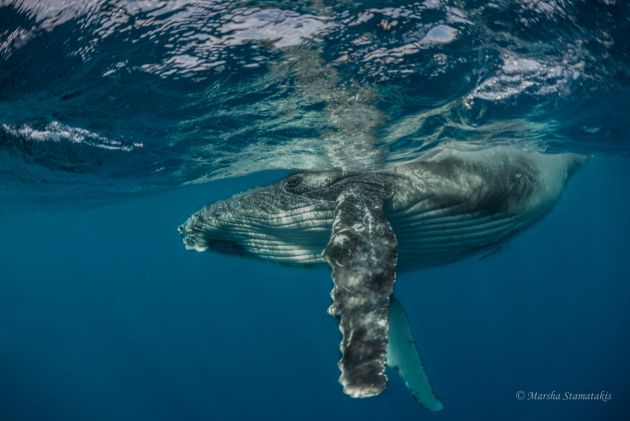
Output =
[
  {"x1": 324, "y1": 183, "x2": 397, "y2": 398},
  {"x1": 386, "y1": 297, "x2": 443, "y2": 411}
]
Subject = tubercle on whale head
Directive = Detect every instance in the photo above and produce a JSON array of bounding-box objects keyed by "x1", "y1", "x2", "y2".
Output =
[
  {"x1": 177, "y1": 171, "x2": 345, "y2": 259},
  {"x1": 178, "y1": 198, "x2": 245, "y2": 255}
]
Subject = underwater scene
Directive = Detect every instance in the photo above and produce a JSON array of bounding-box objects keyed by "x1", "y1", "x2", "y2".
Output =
[{"x1": 1, "y1": 0, "x2": 629, "y2": 420}]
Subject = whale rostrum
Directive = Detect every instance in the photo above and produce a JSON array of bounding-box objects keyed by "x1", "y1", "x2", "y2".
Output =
[{"x1": 179, "y1": 144, "x2": 587, "y2": 408}]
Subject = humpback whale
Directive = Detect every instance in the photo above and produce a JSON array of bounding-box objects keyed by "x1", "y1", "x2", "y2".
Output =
[{"x1": 179, "y1": 144, "x2": 586, "y2": 409}]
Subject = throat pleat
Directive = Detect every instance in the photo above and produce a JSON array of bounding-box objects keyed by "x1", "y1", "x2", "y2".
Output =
[{"x1": 389, "y1": 205, "x2": 532, "y2": 268}]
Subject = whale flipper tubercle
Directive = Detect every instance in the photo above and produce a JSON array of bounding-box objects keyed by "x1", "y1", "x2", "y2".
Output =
[
  {"x1": 323, "y1": 182, "x2": 397, "y2": 398},
  {"x1": 386, "y1": 296, "x2": 443, "y2": 411}
]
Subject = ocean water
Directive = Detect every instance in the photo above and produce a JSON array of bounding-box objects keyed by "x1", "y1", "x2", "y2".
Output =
[{"x1": 1, "y1": 1, "x2": 630, "y2": 420}]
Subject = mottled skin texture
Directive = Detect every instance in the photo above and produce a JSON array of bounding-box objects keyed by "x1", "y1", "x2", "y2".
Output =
[
  {"x1": 324, "y1": 181, "x2": 397, "y2": 397},
  {"x1": 179, "y1": 144, "x2": 587, "y2": 400}
]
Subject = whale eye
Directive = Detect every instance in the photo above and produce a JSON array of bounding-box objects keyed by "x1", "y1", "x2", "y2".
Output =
[{"x1": 285, "y1": 174, "x2": 303, "y2": 191}]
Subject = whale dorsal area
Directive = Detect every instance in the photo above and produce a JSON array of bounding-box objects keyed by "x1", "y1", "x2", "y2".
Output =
[{"x1": 324, "y1": 181, "x2": 397, "y2": 398}]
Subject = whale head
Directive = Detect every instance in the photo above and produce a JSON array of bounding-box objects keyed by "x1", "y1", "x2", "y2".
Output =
[{"x1": 178, "y1": 170, "x2": 355, "y2": 264}]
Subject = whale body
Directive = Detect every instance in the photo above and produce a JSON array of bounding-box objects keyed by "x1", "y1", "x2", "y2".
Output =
[
  {"x1": 179, "y1": 144, "x2": 586, "y2": 408},
  {"x1": 181, "y1": 145, "x2": 585, "y2": 268}
]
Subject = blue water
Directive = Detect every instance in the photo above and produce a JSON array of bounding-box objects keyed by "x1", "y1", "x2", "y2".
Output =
[{"x1": 1, "y1": 1, "x2": 630, "y2": 420}]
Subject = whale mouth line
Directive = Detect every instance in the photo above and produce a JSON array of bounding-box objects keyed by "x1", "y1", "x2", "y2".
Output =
[
  {"x1": 179, "y1": 225, "x2": 246, "y2": 255},
  {"x1": 206, "y1": 238, "x2": 247, "y2": 254}
]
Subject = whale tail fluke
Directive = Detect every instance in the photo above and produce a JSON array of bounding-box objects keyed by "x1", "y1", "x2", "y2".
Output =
[{"x1": 386, "y1": 296, "x2": 443, "y2": 411}]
